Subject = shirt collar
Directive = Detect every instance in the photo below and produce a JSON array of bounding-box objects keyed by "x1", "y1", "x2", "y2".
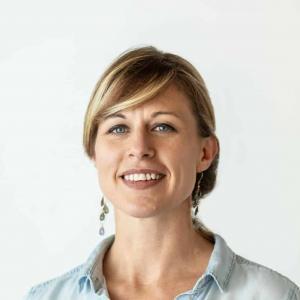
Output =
[
  {"x1": 77, "y1": 234, "x2": 115, "y2": 294},
  {"x1": 77, "y1": 232, "x2": 235, "y2": 295},
  {"x1": 192, "y1": 233, "x2": 236, "y2": 294}
]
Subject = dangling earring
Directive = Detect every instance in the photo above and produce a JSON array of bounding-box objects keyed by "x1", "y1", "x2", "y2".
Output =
[
  {"x1": 192, "y1": 172, "x2": 204, "y2": 217},
  {"x1": 99, "y1": 196, "x2": 109, "y2": 236}
]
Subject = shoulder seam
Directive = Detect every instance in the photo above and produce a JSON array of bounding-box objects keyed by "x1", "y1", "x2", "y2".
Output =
[
  {"x1": 288, "y1": 284, "x2": 300, "y2": 300},
  {"x1": 236, "y1": 254, "x2": 300, "y2": 292},
  {"x1": 29, "y1": 263, "x2": 85, "y2": 294}
]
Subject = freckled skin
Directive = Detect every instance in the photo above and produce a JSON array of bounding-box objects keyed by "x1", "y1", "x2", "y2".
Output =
[{"x1": 92, "y1": 84, "x2": 209, "y2": 219}]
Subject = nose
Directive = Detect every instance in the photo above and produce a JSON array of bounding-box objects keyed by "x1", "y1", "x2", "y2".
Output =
[{"x1": 127, "y1": 128, "x2": 155, "y2": 159}]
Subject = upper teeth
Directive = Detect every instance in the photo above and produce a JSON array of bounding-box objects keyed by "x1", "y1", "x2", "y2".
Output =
[{"x1": 124, "y1": 173, "x2": 163, "y2": 181}]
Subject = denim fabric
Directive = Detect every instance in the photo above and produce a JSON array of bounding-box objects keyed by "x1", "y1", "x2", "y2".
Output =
[{"x1": 23, "y1": 233, "x2": 300, "y2": 299}]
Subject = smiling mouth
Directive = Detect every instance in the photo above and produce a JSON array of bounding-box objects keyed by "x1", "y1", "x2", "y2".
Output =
[{"x1": 120, "y1": 175, "x2": 166, "y2": 190}]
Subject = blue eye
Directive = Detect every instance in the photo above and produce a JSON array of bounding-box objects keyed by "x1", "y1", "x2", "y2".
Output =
[
  {"x1": 108, "y1": 123, "x2": 175, "y2": 135},
  {"x1": 108, "y1": 125, "x2": 127, "y2": 134},
  {"x1": 153, "y1": 123, "x2": 174, "y2": 132}
]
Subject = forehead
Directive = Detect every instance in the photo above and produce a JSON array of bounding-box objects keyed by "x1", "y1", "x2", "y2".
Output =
[
  {"x1": 104, "y1": 83, "x2": 194, "y2": 121},
  {"x1": 148, "y1": 83, "x2": 190, "y2": 108}
]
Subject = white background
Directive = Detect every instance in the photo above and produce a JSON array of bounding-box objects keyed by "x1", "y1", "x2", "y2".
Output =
[{"x1": 0, "y1": 1, "x2": 299, "y2": 299}]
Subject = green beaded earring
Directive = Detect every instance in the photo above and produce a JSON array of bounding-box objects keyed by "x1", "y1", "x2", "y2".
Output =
[
  {"x1": 192, "y1": 172, "x2": 204, "y2": 217},
  {"x1": 99, "y1": 196, "x2": 109, "y2": 235}
]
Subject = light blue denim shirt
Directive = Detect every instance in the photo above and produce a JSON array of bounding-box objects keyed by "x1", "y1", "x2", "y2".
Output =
[{"x1": 23, "y1": 233, "x2": 300, "y2": 299}]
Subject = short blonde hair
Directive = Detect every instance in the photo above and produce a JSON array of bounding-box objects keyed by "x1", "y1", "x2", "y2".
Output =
[{"x1": 83, "y1": 45, "x2": 220, "y2": 241}]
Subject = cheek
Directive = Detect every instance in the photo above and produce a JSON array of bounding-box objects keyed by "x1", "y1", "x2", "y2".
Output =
[
  {"x1": 95, "y1": 142, "x2": 120, "y2": 175},
  {"x1": 168, "y1": 138, "x2": 196, "y2": 163},
  {"x1": 168, "y1": 140, "x2": 198, "y2": 190}
]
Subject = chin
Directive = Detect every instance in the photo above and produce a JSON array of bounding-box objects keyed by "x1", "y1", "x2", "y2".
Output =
[{"x1": 118, "y1": 201, "x2": 160, "y2": 218}]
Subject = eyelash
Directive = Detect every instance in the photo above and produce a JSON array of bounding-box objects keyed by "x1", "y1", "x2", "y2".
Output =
[{"x1": 107, "y1": 123, "x2": 175, "y2": 135}]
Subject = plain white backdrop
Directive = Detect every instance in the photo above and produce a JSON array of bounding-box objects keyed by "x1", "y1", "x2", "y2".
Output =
[{"x1": 0, "y1": 1, "x2": 299, "y2": 299}]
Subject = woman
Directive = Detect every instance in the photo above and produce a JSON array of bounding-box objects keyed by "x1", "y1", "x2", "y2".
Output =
[{"x1": 24, "y1": 46, "x2": 300, "y2": 299}]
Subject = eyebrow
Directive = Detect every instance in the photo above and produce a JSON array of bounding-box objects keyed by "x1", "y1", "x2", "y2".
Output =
[{"x1": 103, "y1": 111, "x2": 182, "y2": 121}]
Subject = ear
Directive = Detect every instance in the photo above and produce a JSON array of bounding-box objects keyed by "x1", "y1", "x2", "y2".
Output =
[{"x1": 196, "y1": 136, "x2": 219, "y2": 173}]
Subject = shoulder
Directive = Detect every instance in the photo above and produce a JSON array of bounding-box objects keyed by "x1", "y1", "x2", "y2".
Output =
[
  {"x1": 229, "y1": 254, "x2": 300, "y2": 299},
  {"x1": 23, "y1": 264, "x2": 85, "y2": 300}
]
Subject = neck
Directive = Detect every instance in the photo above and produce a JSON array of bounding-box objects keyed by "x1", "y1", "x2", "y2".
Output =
[{"x1": 102, "y1": 200, "x2": 214, "y2": 287}]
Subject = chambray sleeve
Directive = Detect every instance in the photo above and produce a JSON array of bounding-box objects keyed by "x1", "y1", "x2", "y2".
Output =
[
  {"x1": 21, "y1": 286, "x2": 40, "y2": 300},
  {"x1": 289, "y1": 284, "x2": 300, "y2": 300}
]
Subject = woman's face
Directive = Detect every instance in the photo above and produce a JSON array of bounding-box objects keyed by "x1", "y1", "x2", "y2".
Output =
[{"x1": 93, "y1": 83, "x2": 215, "y2": 218}]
